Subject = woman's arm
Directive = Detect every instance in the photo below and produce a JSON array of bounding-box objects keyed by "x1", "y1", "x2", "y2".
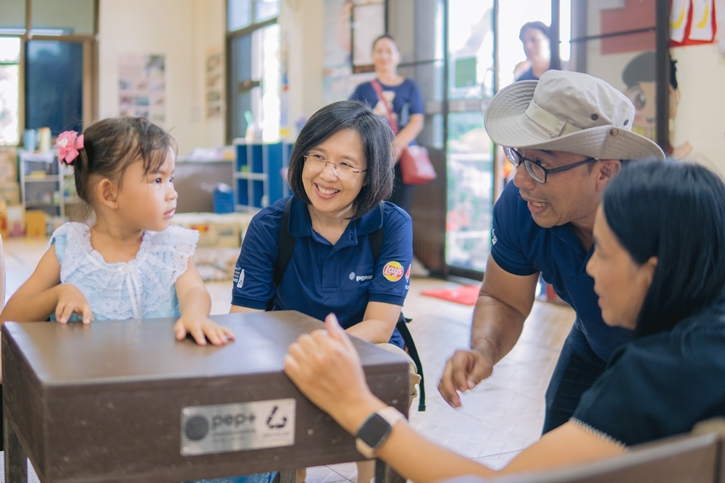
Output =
[
  {"x1": 174, "y1": 258, "x2": 235, "y2": 346},
  {"x1": 349, "y1": 206, "x2": 412, "y2": 343},
  {"x1": 345, "y1": 301, "x2": 400, "y2": 344},
  {"x1": 358, "y1": 413, "x2": 625, "y2": 482},
  {"x1": 229, "y1": 305, "x2": 263, "y2": 314},
  {"x1": 230, "y1": 209, "x2": 282, "y2": 312},
  {"x1": 394, "y1": 114, "x2": 424, "y2": 158},
  {"x1": 285, "y1": 315, "x2": 626, "y2": 483}
]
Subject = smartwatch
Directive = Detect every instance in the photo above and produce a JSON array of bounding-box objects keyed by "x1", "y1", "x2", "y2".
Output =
[{"x1": 355, "y1": 407, "x2": 406, "y2": 459}]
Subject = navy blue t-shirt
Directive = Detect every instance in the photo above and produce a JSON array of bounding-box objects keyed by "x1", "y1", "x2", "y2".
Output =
[
  {"x1": 350, "y1": 78, "x2": 424, "y2": 140},
  {"x1": 491, "y1": 182, "x2": 633, "y2": 361},
  {"x1": 573, "y1": 304, "x2": 725, "y2": 447},
  {"x1": 515, "y1": 67, "x2": 539, "y2": 81},
  {"x1": 232, "y1": 196, "x2": 413, "y2": 348}
]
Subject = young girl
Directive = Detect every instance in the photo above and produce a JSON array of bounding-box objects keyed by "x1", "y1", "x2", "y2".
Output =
[{"x1": 0, "y1": 117, "x2": 234, "y2": 350}]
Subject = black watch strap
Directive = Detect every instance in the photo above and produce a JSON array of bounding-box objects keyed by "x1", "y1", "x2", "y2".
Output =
[{"x1": 355, "y1": 407, "x2": 405, "y2": 459}]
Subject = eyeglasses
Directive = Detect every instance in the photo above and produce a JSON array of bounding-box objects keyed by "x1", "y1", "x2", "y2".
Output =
[
  {"x1": 504, "y1": 147, "x2": 598, "y2": 184},
  {"x1": 304, "y1": 151, "x2": 367, "y2": 180}
]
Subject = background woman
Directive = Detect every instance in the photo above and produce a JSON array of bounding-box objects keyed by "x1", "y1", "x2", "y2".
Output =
[
  {"x1": 514, "y1": 21, "x2": 551, "y2": 81},
  {"x1": 350, "y1": 34, "x2": 424, "y2": 214},
  {"x1": 284, "y1": 160, "x2": 725, "y2": 482},
  {"x1": 230, "y1": 100, "x2": 417, "y2": 483}
]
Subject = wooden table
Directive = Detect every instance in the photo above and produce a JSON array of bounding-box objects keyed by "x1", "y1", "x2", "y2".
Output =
[{"x1": 2, "y1": 311, "x2": 410, "y2": 483}]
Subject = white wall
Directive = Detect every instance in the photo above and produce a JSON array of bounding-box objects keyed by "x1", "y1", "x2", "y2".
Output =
[
  {"x1": 280, "y1": 0, "x2": 325, "y2": 136},
  {"x1": 671, "y1": 44, "x2": 725, "y2": 178},
  {"x1": 192, "y1": 0, "x2": 226, "y2": 148},
  {"x1": 98, "y1": 0, "x2": 225, "y2": 155},
  {"x1": 98, "y1": 0, "x2": 330, "y2": 150}
]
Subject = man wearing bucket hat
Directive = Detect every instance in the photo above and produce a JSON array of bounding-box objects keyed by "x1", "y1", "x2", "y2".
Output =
[{"x1": 438, "y1": 70, "x2": 665, "y2": 434}]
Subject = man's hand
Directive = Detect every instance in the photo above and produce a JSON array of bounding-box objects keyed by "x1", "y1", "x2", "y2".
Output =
[
  {"x1": 437, "y1": 257, "x2": 537, "y2": 408},
  {"x1": 438, "y1": 348, "x2": 495, "y2": 408}
]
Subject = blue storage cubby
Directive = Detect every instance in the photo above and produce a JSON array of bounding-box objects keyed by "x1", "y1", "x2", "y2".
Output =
[
  {"x1": 233, "y1": 141, "x2": 293, "y2": 211},
  {"x1": 252, "y1": 180, "x2": 265, "y2": 207},
  {"x1": 237, "y1": 143, "x2": 249, "y2": 172},
  {"x1": 251, "y1": 144, "x2": 264, "y2": 173},
  {"x1": 236, "y1": 178, "x2": 249, "y2": 209}
]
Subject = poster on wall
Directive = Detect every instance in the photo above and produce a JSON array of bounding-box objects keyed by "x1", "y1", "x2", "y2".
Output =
[
  {"x1": 118, "y1": 54, "x2": 166, "y2": 125},
  {"x1": 599, "y1": 0, "x2": 656, "y2": 54},
  {"x1": 351, "y1": 2, "x2": 385, "y2": 73},
  {"x1": 206, "y1": 50, "x2": 223, "y2": 120},
  {"x1": 670, "y1": 0, "x2": 718, "y2": 47},
  {"x1": 322, "y1": 66, "x2": 375, "y2": 104},
  {"x1": 323, "y1": 0, "x2": 385, "y2": 102},
  {"x1": 324, "y1": 0, "x2": 352, "y2": 69}
]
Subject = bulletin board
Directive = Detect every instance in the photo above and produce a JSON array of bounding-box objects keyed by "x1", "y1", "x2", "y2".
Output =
[
  {"x1": 321, "y1": 0, "x2": 386, "y2": 103},
  {"x1": 351, "y1": 2, "x2": 386, "y2": 73},
  {"x1": 118, "y1": 54, "x2": 166, "y2": 125}
]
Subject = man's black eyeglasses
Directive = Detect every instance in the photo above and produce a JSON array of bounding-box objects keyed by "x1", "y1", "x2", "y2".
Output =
[{"x1": 504, "y1": 147, "x2": 598, "y2": 184}]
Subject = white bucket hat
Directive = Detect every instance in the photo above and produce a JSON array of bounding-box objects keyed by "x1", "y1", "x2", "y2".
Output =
[{"x1": 485, "y1": 70, "x2": 665, "y2": 161}]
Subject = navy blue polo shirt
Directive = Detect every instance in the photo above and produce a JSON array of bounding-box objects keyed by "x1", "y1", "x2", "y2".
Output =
[
  {"x1": 349, "y1": 78, "x2": 424, "y2": 140},
  {"x1": 491, "y1": 182, "x2": 633, "y2": 362},
  {"x1": 232, "y1": 196, "x2": 413, "y2": 348}
]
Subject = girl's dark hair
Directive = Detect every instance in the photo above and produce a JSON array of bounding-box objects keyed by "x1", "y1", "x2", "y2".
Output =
[
  {"x1": 287, "y1": 100, "x2": 395, "y2": 219},
  {"x1": 372, "y1": 33, "x2": 398, "y2": 51},
  {"x1": 603, "y1": 160, "x2": 725, "y2": 337},
  {"x1": 73, "y1": 117, "x2": 176, "y2": 205},
  {"x1": 519, "y1": 21, "x2": 550, "y2": 41}
]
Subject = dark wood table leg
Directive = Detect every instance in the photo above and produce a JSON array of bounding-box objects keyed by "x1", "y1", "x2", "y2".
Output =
[
  {"x1": 276, "y1": 469, "x2": 296, "y2": 483},
  {"x1": 4, "y1": 416, "x2": 27, "y2": 483},
  {"x1": 375, "y1": 459, "x2": 404, "y2": 483}
]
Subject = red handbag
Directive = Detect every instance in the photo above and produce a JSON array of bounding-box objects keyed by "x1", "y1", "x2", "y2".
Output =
[
  {"x1": 399, "y1": 145, "x2": 436, "y2": 184},
  {"x1": 371, "y1": 80, "x2": 437, "y2": 185}
]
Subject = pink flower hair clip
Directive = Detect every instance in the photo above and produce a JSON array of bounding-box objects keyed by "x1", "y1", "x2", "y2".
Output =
[{"x1": 56, "y1": 131, "x2": 84, "y2": 165}]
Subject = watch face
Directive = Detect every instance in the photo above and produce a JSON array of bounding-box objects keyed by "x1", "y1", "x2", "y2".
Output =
[{"x1": 358, "y1": 413, "x2": 392, "y2": 449}]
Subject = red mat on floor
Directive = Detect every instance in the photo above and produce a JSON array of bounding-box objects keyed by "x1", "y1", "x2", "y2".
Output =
[{"x1": 421, "y1": 285, "x2": 480, "y2": 306}]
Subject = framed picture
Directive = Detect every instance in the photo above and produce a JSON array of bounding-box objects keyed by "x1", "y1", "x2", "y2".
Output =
[{"x1": 351, "y1": 2, "x2": 385, "y2": 74}]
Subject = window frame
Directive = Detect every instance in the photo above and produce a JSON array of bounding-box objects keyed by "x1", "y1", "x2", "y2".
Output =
[
  {"x1": 225, "y1": 0, "x2": 280, "y2": 143},
  {"x1": 0, "y1": 0, "x2": 98, "y2": 146}
]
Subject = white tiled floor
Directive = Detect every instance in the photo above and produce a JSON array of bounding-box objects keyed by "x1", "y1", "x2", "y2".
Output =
[{"x1": 0, "y1": 237, "x2": 576, "y2": 482}]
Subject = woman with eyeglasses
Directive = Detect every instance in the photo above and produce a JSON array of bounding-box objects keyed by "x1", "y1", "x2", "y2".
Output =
[
  {"x1": 284, "y1": 160, "x2": 725, "y2": 481},
  {"x1": 230, "y1": 100, "x2": 416, "y2": 483}
]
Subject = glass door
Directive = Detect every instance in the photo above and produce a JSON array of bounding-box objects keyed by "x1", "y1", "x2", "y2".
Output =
[
  {"x1": 567, "y1": 1, "x2": 662, "y2": 147},
  {"x1": 226, "y1": 0, "x2": 281, "y2": 143},
  {"x1": 229, "y1": 23, "x2": 281, "y2": 142},
  {"x1": 444, "y1": 1, "x2": 495, "y2": 276}
]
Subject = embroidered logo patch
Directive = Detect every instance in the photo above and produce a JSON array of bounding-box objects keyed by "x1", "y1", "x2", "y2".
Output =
[
  {"x1": 405, "y1": 264, "x2": 411, "y2": 283},
  {"x1": 236, "y1": 269, "x2": 245, "y2": 288},
  {"x1": 383, "y1": 261, "x2": 404, "y2": 282}
]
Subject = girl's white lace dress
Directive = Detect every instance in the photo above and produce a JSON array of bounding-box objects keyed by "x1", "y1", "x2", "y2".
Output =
[{"x1": 51, "y1": 222, "x2": 199, "y2": 320}]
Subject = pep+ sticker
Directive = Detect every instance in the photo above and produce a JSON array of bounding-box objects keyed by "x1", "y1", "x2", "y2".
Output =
[{"x1": 383, "y1": 261, "x2": 405, "y2": 282}]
